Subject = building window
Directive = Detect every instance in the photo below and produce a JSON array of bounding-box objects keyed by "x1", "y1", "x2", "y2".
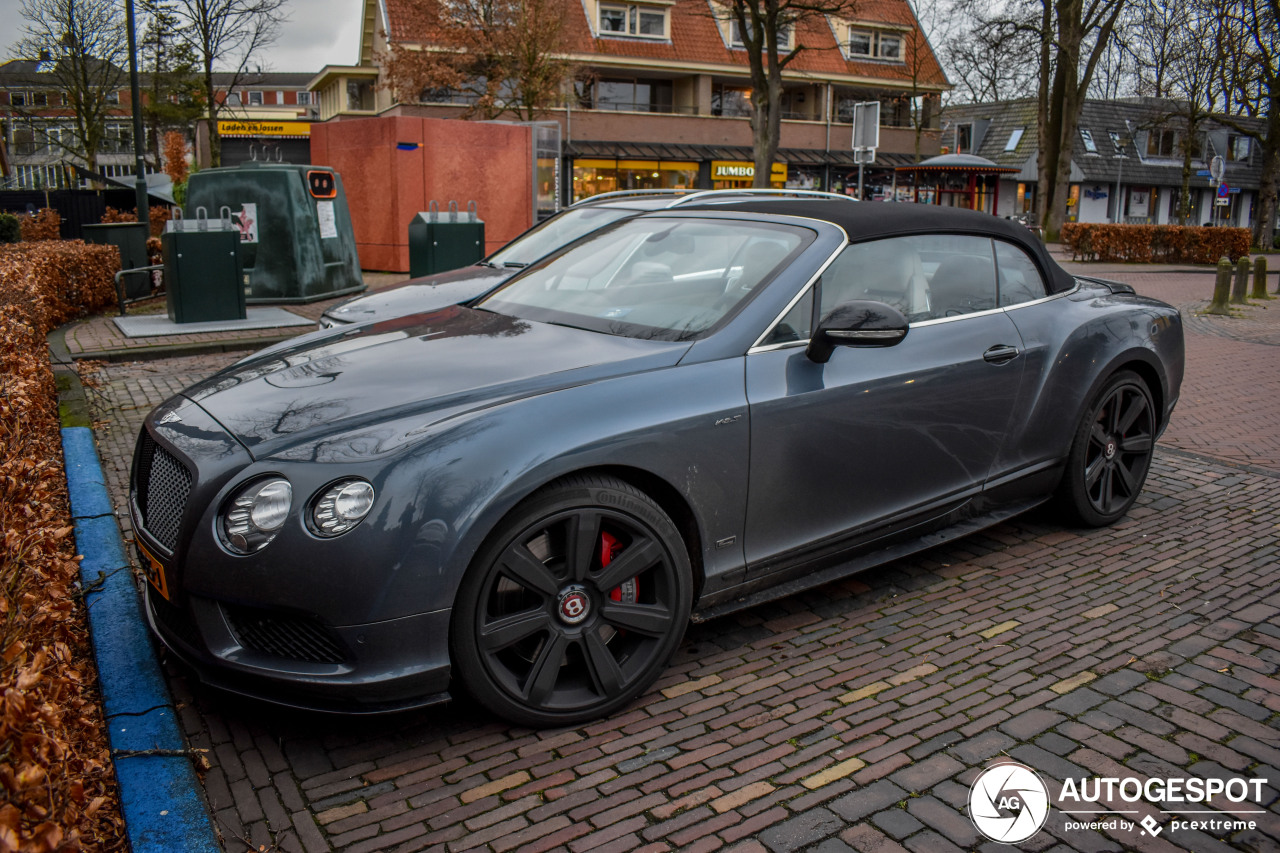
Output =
[
  {"x1": 31, "y1": 92, "x2": 48, "y2": 107},
  {"x1": 1080, "y1": 128, "x2": 1098, "y2": 153},
  {"x1": 275, "y1": 90, "x2": 284, "y2": 104},
  {"x1": 12, "y1": 92, "x2": 28, "y2": 107},
  {"x1": 1229, "y1": 134, "x2": 1251, "y2": 162},
  {"x1": 730, "y1": 18, "x2": 791, "y2": 49},
  {"x1": 297, "y1": 91, "x2": 311, "y2": 105},
  {"x1": 105, "y1": 90, "x2": 119, "y2": 104},
  {"x1": 248, "y1": 90, "x2": 264, "y2": 106},
  {"x1": 956, "y1": 123, "x2": 972, "y2": 154},
  {"x1": 1147, "y1": 128, "x2": 1176, "y2": 158},
  {"x1": 1005, "y1": 128, "x2": 1024, "y2": 151},
  {"x1": 587, "y1": 77, "x2": 674, "y2": 113},
  {"x1": 598, "y1": 4, "x2": 667, "y2": 38},
  {"x1": 712, "y1": 84, "x2": 752, "y2": 117},
  {"x1": 225, "y1": 92, "x2": 241, "y2": 106},
  {"x1": 1108, "y1": 130, "x2": 1124, "y2": 155},
  {"x1": 846, "y1": 28, "x2": 902, "y2": 60}
]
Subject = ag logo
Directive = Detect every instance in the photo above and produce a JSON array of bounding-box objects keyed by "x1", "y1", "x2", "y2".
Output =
[{"x1": 969, "y1": 763, "x2": 1050, "y2": 843}]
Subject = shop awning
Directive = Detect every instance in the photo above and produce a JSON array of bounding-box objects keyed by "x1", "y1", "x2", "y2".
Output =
[{"x1": 566, "y1": 140, "x2": 921, "y2": 169}]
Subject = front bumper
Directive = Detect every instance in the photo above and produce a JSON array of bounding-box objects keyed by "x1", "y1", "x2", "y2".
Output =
[{"x1": 143, "y1": 577, "x2": 453, "y2": 713}]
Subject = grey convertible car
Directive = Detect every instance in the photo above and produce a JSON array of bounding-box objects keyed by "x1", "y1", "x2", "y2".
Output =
[{"x1": 130, "y1": 200, "x2": 1183, "y2": 726}]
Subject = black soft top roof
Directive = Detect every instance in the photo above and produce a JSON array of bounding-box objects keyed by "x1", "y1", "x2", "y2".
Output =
[{"x1": 688, "y1": 199, "x2": 1076, "y2": 294}]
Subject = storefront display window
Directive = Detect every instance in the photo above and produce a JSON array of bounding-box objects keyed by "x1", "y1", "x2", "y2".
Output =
[{"x1": 572, "y1": 159, "x2": 698, "y2": 201}]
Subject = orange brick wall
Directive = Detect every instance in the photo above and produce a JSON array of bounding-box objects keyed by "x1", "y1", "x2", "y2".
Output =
[{"x1": 311, "y1": 116, "x2": 534, "y2": 272}]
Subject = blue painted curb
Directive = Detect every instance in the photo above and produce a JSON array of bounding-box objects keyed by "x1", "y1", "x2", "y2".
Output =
[{"x1": 61, "y1": 427, "x2": 221, "y2": 853}]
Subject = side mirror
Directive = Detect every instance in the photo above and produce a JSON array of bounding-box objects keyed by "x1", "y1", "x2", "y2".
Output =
[{"x1": 806, "y1": 300, "x2": 909, "y2": 364}]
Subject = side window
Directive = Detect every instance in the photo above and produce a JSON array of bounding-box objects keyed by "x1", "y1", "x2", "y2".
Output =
[
  {"x1": 994, "y1": 240, "x2": 1048, "y2": 307},
  {"x1": 818, "y1": 236, "x2": 933, "y2": 320},
  {"x1": 920, "y1": 236, "x2": 997, "y2": 319},
  {"x1": 760, "y1": 288, "x2": 813, "y2": 346}
]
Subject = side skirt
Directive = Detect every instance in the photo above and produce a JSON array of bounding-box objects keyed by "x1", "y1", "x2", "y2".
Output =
[{"x1": 690, "y1": 494, "x2": 1049, "y2": 624}]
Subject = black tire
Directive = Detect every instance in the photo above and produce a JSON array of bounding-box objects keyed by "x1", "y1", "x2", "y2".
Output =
[
  {"x1": 451, "y1": 475, "x2": 693, "y2": 727},
  {"x1": 1056, "y1": 370, "x2": 1156, "y2": 527}
]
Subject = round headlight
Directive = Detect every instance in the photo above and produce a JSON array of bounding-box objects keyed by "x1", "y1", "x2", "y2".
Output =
[
  {"x1": 222, "y1": 478, "x2": 293, "y2": 554},
  {"x1": 311, "y1": 479, "x2": 375, "y2": 537}
]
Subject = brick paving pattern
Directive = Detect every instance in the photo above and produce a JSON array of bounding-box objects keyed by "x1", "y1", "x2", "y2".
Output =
[{"x1": 78, "y1": 264, "x2": 1280, "y2": 852}]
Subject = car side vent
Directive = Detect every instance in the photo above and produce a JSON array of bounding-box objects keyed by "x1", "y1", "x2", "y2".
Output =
[{"x1": 223, "y1": 605, "x2": 347, "y2": 664}]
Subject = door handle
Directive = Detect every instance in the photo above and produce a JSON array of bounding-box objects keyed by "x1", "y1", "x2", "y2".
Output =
[{"x1": 983, "y1": 344, "x2": 1020, "y2": 364}]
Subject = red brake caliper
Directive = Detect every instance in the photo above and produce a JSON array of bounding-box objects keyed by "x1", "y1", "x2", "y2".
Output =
[{"x1": 602, "y1": 532, "x2": 638, "y2": 604}]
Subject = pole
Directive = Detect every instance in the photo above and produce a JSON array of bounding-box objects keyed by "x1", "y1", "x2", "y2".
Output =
[
  {"x1": 857, "y1": 159, "x2": 864, "y2": 200},
  {"x1": 126, "y1": 0, "x2": 149, "y2": 227}
]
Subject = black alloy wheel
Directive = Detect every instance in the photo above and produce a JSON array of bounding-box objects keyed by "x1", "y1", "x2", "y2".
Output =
[
  {"x1": 1058, "y1": 370, "x2": 1156, "y2": 527},
  {"x1": 452, "y1": 475, "x2": 692, "y2": 727}
]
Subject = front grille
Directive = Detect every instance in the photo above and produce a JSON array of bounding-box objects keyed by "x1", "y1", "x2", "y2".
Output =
[
  {"x1": 223, "y1": 605, "x2": 347, "y2": 664},
  {"x1": 135, "y1": 431, "x2": 192, "y2": 552},
  {"x1": 148, "y1": 588, "x2": 202, "y2": 650}
]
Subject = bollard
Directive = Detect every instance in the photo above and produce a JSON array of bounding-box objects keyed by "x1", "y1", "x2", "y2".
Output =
[
  {"x1": 1205, "y1": 257, "x2": 1233, "y2": 315},
  {"x1": 1251, "y1": 256, "x2": 1272, "y2": 300},
  {"x1": 1230, "y1": 257, "x2": 1250, "y2": 304}
]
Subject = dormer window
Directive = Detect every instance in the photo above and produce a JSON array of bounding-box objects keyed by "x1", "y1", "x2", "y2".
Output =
[
  {"x1": 846, "y1": 28, "x2": 902, "y2": 61},
  {"x1": 599, "y1": 3, "x2": 668, "y2": 38},
  {"x1": 1080, "y1": 128, "x2": 1098, "y2": 153},
  {"x1": 730, "y1": 18, "x2": 791, "y2": 50}
]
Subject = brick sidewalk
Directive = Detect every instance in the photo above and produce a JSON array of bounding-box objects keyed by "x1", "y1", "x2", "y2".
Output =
[{"x1": 78, "y1": 263, "x2": 1280, "y2": 853}]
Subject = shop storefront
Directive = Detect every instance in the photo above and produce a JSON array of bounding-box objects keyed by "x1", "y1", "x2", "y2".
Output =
[
  {"x1": 711, "y1": 160, "x2": 787, "y2": 189},
  {"x1": 216, "y1": 119, "x2": 311, "y2": 167},
  {"x1": 572, "y1": 159, "x2": 699, "y2": 201}
]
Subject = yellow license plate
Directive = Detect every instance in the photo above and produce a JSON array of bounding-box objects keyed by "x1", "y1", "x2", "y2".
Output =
[{"x1": 137, "y1": 539, "x2": 171, "y2": 601}]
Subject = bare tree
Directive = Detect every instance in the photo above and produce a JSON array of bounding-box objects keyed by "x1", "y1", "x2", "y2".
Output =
[
  {"x1": 168, "y1": 0, "x2": 288, "y2": 167},
  {"x1": 385, "y1": 0, "x2": 577, "y2": 121},
  {"x1": 717, "y1": 0, "x2": 859, "y2": 187},
  {"x1": 1033, "y1": 0, "x2": 1127, "y2": 239},
  {"x1": 943, "y1": 8, "x2": 1040, "y2": 104},
  {"x1": 14, "y1": 0, "x2": 128, "y2": 176},
  {"x1": 1213, "y1": 0, "x2": 1278, "y2": 247}
]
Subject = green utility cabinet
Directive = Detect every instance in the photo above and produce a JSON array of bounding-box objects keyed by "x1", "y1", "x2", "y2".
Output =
[
  {"x1": 409, "y1": 202, "x2": 485, "y2": 277},
  {"x1": 162, "y1": 225, "x2": 246, "y2": 323},
  {"x1": 82, "y1": 222, "x2": 150, "y2": 298},
  {"x1": 184, "y1": 163, "x2": 364, "y2": 303}
]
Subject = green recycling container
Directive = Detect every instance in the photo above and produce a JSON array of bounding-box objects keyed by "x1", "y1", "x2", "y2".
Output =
[
  {"x1": 409, "y1": 203, "x2": 486, "y2": 277},
  {"x1": 162, "y1": 227, "x2": 246, "y2": 323},
  {"x1": 82, "y1": 222, "x2": 150, "y2": 298},
  {"x1": 184, "y1": 163, "x2": 364, "y2": 303}
]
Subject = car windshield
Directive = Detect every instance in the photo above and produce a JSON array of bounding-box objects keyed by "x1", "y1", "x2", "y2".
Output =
[
  {"x1": 478, "y1": 217, "x2": 809, "y2": 341},
  {"x1": 486, "y1": 207, "x2": 637, "y2": 267}
]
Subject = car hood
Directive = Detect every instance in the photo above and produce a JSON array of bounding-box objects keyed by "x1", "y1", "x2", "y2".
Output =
[
  {"x1": 321, "y1": 265, "x2": 511, "y2": 324},
  {"x1": 184, "y1": 306, "x2": 689, "y2": 459}
]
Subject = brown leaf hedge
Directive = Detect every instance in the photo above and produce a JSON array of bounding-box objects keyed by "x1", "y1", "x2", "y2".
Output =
[
  {"x1": 0, "y1": 242, "x2": 127, "y2": 851},
  {"x1": 1061, "y1": 223, "x2": 1251, "y2": 263}
]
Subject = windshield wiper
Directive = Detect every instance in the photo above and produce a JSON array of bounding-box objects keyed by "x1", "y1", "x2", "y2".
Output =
[{"x1": 502, "y1": 261, "x2": 528, "y2": 269}]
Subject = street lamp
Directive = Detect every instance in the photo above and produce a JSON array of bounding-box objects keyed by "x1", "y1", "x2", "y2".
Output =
[
  {"x1": 1112, "y1": 120, "x2": 1132, "y2": 224},
  {"x1": 125, "y1": 0, "x2": 149, "y2": 226}
]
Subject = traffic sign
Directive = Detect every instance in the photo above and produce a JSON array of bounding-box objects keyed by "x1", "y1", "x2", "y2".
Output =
[
  {"x1": 1217, "y1": 183, "x2": 1230, "y2": 198},
  {"x1": 1197, "y1": 170, "x2": 1211, "y2": 177}
]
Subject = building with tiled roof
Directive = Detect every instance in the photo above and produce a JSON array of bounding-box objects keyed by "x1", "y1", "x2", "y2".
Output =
[
  {"x1": 943, "y1": 98, "x2": 1265, "y2": 229},
  {"x1": 311, "y1": 0, "x2": 950, "y2": 205}
]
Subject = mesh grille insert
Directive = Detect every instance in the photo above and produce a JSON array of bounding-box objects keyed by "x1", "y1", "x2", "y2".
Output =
[
  {"x1": 224, "y1": 606, "x2": 347, "y2": 664},
  {"x1": 136, "y1": 431, "x2": 192, "y2": 552}
]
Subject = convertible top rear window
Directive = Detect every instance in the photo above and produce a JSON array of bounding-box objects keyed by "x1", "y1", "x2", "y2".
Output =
[{"x1": 480, "y1": 217, "x2": 811, "y2": 341}]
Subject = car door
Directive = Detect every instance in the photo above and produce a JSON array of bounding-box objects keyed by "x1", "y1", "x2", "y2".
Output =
[{"x1": 742, "y1": 234, "x2": 1027, "y2": 576}]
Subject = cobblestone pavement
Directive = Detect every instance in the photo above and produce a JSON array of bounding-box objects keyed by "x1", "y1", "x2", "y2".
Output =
[{"x1": 79, "y1": 266, "x2": 1280, "y2": 852}]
